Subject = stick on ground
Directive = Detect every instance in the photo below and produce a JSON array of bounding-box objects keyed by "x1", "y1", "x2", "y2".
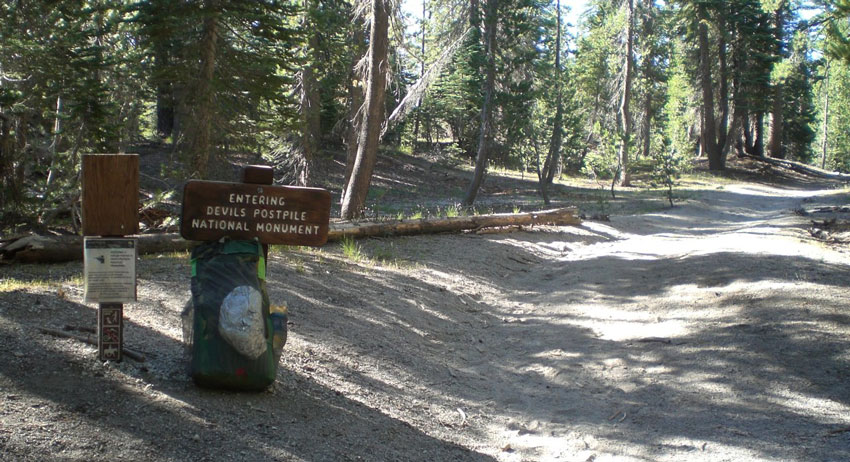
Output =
[{"x1": 39, "y1": 327, "x2": 146, "y2": 362}]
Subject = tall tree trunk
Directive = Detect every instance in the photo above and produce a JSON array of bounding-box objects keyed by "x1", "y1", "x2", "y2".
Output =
[
  {"x1": 156, "y1": 85, "x2": 174, "y2": 138},
  {"x1": 767, "y1": 4, "x2": 785, "y2": 159},
  {"x1": 743, "y1": 112, "x2": 754, "y2": 153},
  {"x1": 340, "y1": 0, "x2": 389, "y2": 219},
  {"x1": 540, "y1": 94, "x2": 564, "y2": 204},
  {"x1": 188, "y1": 5, "x2": 219, "y2": 178},
  {"x1": 721, "y1": 40, "x2": 745, "y2": 162},
  {"x1": 697, "y1": 4, "x2": 722, "y2": 170},
  {"x1": 298, "y1": 0, "x2": 321, "y2": 186},
  {"x1": 766, "y1": 86, "x2": 784, "y2": 158},
  {"x1": 342, "y1": 19, "x2": 367, "y2": 204},
  {"x1": 821, "y1": 59, "x2": 830, "y2": 169},
  {"x1": 744, "y1": 111, "x2": 765, "y2": 156},
  {"x1": 616, "y1": 0, "x2": 634, "y2": 186},
  {"x1": 540, "y1": 0, "x2": 563, "y2": 204},
  {"x1": 0, "y1": 113, "x2": 16, "y2": 208},
  {"x1": 716, "y1": 15, "x2": 729, "y2": 152},
  {"x1": 641, "y1": 92, "x2": 652, "y2": 160},
  {"x1": 154, "y1": 41, "x2": 175, "y2": 139},
  {"x1": 45, "y1": 95, "x2": 63, "y2": 191},
  {"x1": 299, "y1": 64, "x2": 319, "y2": 185},
  {"x1": 463, "y1": 0, "x2": 498, "y2": 206},
  {"x1": 412, "y1": 0, "x2": 426, "y2": 144},
  {"x1": 721, "y1": 107, "x2": 745, "y2": 161}
]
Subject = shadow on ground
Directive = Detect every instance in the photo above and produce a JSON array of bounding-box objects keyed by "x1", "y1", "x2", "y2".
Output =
[{"x1": 0, "y1": 278, "x2": 494, "y2": 461}]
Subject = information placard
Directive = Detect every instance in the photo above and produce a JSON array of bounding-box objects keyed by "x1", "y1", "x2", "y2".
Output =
[{"x1": 84, "y1": 238, "x2": 137, "y2": 303}]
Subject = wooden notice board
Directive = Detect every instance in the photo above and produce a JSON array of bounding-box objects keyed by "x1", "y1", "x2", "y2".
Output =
[
  {"x1": 181, "y1": 180, "x2": 331, "y2": 246},
  {"x1": 81, "y1": 153, "x2": 139, "y2": 362},
  {"x1": 82, "y1": 154, "x2": 139, "y2": 236}
]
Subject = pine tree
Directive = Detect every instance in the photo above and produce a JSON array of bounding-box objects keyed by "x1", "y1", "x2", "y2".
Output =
[
  {"x1": 340, "y1": 0, "x2": 391, "y2": 218},
  {"x1": 133, "y1": 0, "x2": 300, "y2": 179}
]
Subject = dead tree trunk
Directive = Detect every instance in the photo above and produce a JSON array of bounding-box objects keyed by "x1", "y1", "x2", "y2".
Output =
[{"x1": 1, "y1": 209, "x2": 582, "y2": 263}]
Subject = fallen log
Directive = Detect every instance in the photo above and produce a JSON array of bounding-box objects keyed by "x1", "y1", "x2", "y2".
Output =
[
  {"x1": 0, "y1": 233, "x2": 192, "y2": 264},
  {"x1": 742, "y1": 153, "x2": 850, "y2": 181},
  {"x1": 1, "y1": 207, "x2": 580, "y2": 263},
  {"x1": 327, "y1": 207, "x2": 581, "y2": 241}
]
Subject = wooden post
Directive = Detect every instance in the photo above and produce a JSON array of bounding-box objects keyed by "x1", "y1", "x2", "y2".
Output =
[
  {"x1": 241, "y1": 165, "x2": 275, "y2": 267},
  {"x1": 98, "y1": 303, "x2": 123, "y2": 360},
  {"x1": 82, "y1": 154, "x2": 139, "y2": 362}
]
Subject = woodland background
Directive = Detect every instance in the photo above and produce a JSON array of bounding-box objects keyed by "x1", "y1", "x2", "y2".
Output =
[{"x1": 2, "y1": 0, "x2": 850, "y2": 228}]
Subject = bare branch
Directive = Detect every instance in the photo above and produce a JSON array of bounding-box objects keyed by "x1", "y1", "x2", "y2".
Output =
[{"x1": 383, "y1": 27, "x2": 470, "y2": 131}]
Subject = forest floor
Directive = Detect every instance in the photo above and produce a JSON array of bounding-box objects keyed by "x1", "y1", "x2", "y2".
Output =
[{"x1": 3, "y1": 150, "x2": 850, "y2": 461}]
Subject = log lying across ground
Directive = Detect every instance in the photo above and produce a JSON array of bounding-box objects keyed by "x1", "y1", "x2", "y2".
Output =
[
  {"x1": 0, "y1": 232, "x2": 189, "y2": 264},
  {"x1": 0, "y1": 207, "x2": 580, "y2": 264},
  {"x1": 743, "y1": 153, "x2": 850, "y2": 181},
  {"x1": 327, "y1": 207, "x2": 580, "y2": 241}
]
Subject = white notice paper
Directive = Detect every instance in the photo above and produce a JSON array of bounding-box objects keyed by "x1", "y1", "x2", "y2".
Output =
[{"x1": 84, "y1": 238, "x2": 137, "y2": 303}]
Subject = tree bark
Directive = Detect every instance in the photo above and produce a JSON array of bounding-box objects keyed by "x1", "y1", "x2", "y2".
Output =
[
  {"x1": 298, "y1": 65, "x2": 319, "y2": 186},
  {"x1": 44, "y1": 95, "x2": 63, "y2": 194},
  {"x1": 412, "y1": 0, "x2": 427, "y2": 144},
  {"x1": 697, "y1": 4, "x2": 723, "y2": 170},
  {"x1": 340, "y1": 0, "x2": 390, "y2": 219},
  {"x1": 744, "y1": 111, "x2": 765, "y2": 157},
  {"x1": 154, "y1": 36, "x2": 175, "y2": 139},
  {"x1": 766, "y1": 84, "x2": 785, "y2": 158},
  {"x1": 716, "y1": 15, "x2": 729, "y2": 152},
  {"x1": 821, "y1": 59, "x2": 830, "y2": 169},
  {"x1": 188, "y1": 5, "x2": 219, "y2": 178},
  {"x1": 540, "y1": 0, "x2": 564, "y2": 204},
  {"x1": 767, "y1": 3, "x2": 786, "y2": 159},
  {"x1": 298, "y1": 2, "x2": 321, "y2": 187},
  {"x1": 616, "y1": 0, "x2": 634, "y2": 185},
  {"x1": 463, "y1": 0, "x2": 498, "y2": 206},
  {"x1": 0, "y1": 113, "x2": 12, "y2": 207},
  {"x1": 640, "y1": 92, "x2": 652, "y2": 160},
  {"x1": 342, "y1": 21, "x2": 367, "y2": 202}
]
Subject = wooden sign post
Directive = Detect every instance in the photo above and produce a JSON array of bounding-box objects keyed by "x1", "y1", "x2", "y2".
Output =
[{"x1": 81, "y1": 154, "x2": 139, "y2": 362}]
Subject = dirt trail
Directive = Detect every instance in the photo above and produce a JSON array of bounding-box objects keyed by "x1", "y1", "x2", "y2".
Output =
[
  {"x1": 469, "y1": 183, "x2": 850, "y2": 461},
  {"x1": 2, "y1": 180, "x2": 850, "y2": 462}
]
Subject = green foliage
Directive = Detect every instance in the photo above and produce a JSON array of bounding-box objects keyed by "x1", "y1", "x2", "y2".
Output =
[
  {"x1": 340, "y1": 236, "x2": 363, "y2": 261},
  {"x1": 582, "y1": 124, "x2": 619, "y2": 180},
  {"x1": 664, "y1": 37, "x2": 698, "y2": 158},
  {"x1": 817, "y1": 58, "x2": 850, "y2": 171},
  {"x1": 0, "y1": 0, "x2": 835, "y2": 229},
  {"x1": 781, "y1": 30, "x2": 817, "y2": 162},
  {"x1": 826, "y1": 0, "x2": 850, "y2": 64},
  {"x1": 0, "y1": 0, "x2": 305, "y2": 226},
  {"x1": 0, "y1": 1, "x2": 131, "y2": 227}
]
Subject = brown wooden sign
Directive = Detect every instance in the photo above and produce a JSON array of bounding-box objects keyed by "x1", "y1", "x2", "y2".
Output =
[
  {"x1": 82, "y1": 154, "x2": 139, "y2": 236},
  {"x1": 180, "y1": 180, "x2": 331, "y2": 246}
]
